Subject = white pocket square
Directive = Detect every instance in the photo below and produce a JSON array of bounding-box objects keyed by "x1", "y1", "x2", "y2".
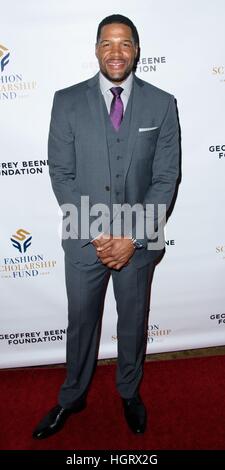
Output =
[{"x1": 139, "y1": 127, "x2": 158, "y2": 132}]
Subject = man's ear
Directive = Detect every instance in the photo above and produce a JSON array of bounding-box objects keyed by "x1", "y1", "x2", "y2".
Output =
[
  {"x1": 95, "y1": 43, "x2": 98, "y2": 59},
  {"x1": 134, "y1": 45, "x2": 140, "y2": 65}
]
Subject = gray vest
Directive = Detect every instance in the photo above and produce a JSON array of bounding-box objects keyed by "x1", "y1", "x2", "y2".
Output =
[{"x1": 100, "y1": 88, "x2": 133, "y2": 236}]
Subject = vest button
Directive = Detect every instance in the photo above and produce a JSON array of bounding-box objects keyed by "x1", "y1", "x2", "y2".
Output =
[
  {"x1": 117, "y1": 156, "x2": 121, "y2": 160},
  {"x1": 116, "y1": 174, "x2": 120, "y2": 178},
  {"x1": 117, "y1": 138, "x2": 120, "y2": 143},
  {"x1": 105, "y1": 185, "x2": 110, "y2": 191}
]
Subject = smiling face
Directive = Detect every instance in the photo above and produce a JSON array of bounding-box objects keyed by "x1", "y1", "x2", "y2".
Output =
[{"x1": 95, "y1": 23, "x2": 138, "y2": 84}]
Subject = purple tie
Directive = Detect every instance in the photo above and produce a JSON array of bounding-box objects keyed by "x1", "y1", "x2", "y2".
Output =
[{"x1": 110, "y1": 87, "x2": 124, "y2": 131}]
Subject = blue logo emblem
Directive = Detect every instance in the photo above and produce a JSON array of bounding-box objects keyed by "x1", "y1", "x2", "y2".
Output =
[{"x1": 11, "y1": 229, "x2": 32, "y2": 253}]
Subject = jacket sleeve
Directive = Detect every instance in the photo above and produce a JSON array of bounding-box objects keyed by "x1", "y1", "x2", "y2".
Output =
[{"x1": 48, "y1": 91, "x2": 91, "y2": 246}]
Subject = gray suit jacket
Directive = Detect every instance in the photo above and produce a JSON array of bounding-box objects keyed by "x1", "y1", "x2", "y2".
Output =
[{"x1": 48, "y1": 72, "x2": 179, "y2": 267}]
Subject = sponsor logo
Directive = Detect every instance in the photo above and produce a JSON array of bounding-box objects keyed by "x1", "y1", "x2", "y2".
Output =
[
  {"x1": 0, "y1": 159, "x2": 48, "y2": 177},
  {"x1": 0, "y1": 44, "x2": 10, "y2": 72},
  {"x1": 147, "y1": 324, "x2": 172, "y2": 343},
  {"x1": 165, "y1": 239, "x2": 175, "y2": 246},
  {"x1": 11, "y1": 229, "x2": 32, "y2": 254},
  {"x1": 216, "y1": 245, "x2": 225, "y2": 260},
  {"x1": 210, "y1": 314, "x2": 225, "y2": 325},
  {"x1": 1, "y1": 229, "x2": 57, "y2": 280},
  {"x1": 0, "y1": 43, "x2": 37, "y2": 100},
  {"x1": 209, "y1": 145, "x2": 225, "y2": 159},
  {"x1": 212, "y1": 65, "x2": 225, "y2": 83},
  {"x1": 0, "y1": 329, "x2": 66, "y2": 346},
  {"x1": 137, "y1": 56, "x2": 166, "y2": 74},
  {"x1": 112, "y1": 324, "x2": 172, "y2": 344}
]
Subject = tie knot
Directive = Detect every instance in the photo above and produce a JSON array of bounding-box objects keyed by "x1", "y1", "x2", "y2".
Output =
[{"x1": 110, "y1": 86, "x2": 123, "y2": 98}]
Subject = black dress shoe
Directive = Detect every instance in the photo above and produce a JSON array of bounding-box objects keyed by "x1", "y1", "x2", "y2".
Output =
[
  {"x1": 32, "y1": 399, "x2": 86, "y2": 440},
  {"x1": 122, "y1": 394, "x2": 147, "y2": 434}
]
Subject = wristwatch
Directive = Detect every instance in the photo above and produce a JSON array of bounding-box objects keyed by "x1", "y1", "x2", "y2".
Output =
[{"x1": 131, "y1": 237, "x2": 143, "y2": 249}]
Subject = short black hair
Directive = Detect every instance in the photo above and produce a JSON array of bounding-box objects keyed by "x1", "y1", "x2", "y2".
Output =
[{"x1": 96, "y1": 14, "x2": 139, "y2": 46}]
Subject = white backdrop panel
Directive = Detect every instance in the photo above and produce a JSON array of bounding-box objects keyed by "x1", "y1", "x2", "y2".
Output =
[{"x1": 0, "y1": 0, "x2": 225, "y2": 368}]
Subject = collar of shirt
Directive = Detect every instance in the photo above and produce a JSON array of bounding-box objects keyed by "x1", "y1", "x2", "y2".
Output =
[{"x1": 99, "y1": 71, "x2": 133, "y2": 113}]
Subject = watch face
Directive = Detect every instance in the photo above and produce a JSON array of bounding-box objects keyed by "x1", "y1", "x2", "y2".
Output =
[{"x1": 135, "y1": 240, "x2": 143, "y2": 248}]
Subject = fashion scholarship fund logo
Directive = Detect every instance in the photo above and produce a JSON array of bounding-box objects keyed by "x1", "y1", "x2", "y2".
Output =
[
  {"x1": 0, "y1": 228, "x2": 57, "y2": 280},
  {"x1": 212, "y1": 65, "x2": 225, "y2": 83},
  {"x1": 216, "y1": 244, "x2": 225, "y2": 260},
  {"x1": 0, "y1": 43, "x2": 37, "y2": 100},
  {"x1": 11, "y1": 229, "x2": 32, "y2": 254},
  {"x1": 0, "y1": 44, "x2": 10, "y2": 72},
  {"x1": 112, "y1": 324, "x2": 172, "y2": 344}
]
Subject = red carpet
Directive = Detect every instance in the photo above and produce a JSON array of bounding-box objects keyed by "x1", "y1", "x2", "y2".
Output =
[{"x1": 0, "y1": 355, "x2": 225, "y2": 450}]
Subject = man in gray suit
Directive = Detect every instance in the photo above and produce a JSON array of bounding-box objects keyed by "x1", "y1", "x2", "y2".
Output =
[{"x1": 33, "y1": 14, "x2": 179, "y2": 439}]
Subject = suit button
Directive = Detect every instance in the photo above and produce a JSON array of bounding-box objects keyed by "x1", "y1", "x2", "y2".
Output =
[
  {"x1": 117, "y1": 138, "x2": 120, "y2": 143},
  {"x1": 117, "y1": 156, "x2": 121, "y2": 160},
  {"x1": 105, "y1": 185, "x2": 110, "y2": 191},
  {"x1": 116, "y1": 174, "x2": 120, "y2": 178}
]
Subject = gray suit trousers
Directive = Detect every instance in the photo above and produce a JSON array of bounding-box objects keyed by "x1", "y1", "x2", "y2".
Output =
[{"x1": 58, "y1": 256, "x2": 154, "y2": 409}]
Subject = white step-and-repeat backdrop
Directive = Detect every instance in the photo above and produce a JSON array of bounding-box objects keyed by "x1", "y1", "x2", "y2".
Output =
[{"x1": 1, "y1": 0, "x2": 225, "y2": 368}]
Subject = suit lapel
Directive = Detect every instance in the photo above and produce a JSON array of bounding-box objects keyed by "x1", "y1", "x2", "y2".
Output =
[
  {"x1": 124, "y1": 75, "x2": 145, "y2": 182},
  {"x1": 86, "y1": 73, "x2": 110, "y2": 178},
  {"x1": 86, "y1": 72, "x2": 107, "y2": 144}
]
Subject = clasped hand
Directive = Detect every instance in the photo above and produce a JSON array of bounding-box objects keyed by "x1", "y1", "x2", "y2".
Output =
[{"x1": 92, "y1": 234, "x2": 135, "y2": 270}]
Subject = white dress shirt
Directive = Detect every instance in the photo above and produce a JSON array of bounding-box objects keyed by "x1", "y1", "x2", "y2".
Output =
[{"x1": 99, "y1": 71, "x2": 133, "y2": 113}]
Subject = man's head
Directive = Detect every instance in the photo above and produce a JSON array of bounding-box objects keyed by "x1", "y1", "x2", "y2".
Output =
[{"x1": 95, "y1": 14, "x2": 140, "y2": 84}]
